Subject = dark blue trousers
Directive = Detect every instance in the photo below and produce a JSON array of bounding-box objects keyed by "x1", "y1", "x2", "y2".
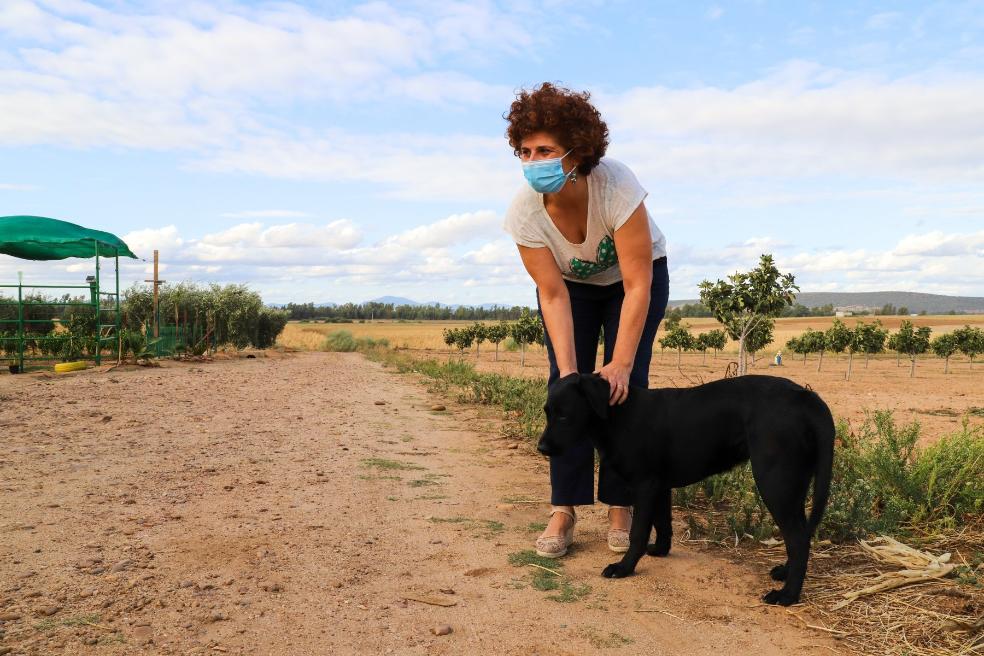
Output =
[{"x1": 537, "y1": 257, "x2": 669, "y2": 507}]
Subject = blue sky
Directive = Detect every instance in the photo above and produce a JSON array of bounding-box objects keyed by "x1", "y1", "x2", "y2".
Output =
[{"x1": 1, "y1": 0, "x2": 982, "y2": 305}]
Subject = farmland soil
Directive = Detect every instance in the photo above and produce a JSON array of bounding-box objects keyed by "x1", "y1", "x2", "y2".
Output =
[{"x1": 1, "y1": 352, "x2": 839, "y2": 655}]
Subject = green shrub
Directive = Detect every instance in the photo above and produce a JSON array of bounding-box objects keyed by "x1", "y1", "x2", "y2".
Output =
[
  {"x1": 323, "y1": 330, "x2": 358, "y2": 352},
  {"x1": 503, "y1": 336, "x2": 520, "y2": 351},
  {"x1": 321, "y1": 331, "x2": 390, "y2": 353},
  {"x1": 676, "y1": 410, "x2": 984, "y2": 543}
]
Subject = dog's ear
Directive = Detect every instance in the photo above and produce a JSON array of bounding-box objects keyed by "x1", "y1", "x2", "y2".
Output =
[{"x1": 580, "y1": 374, "x2": 610, "y2": 418}]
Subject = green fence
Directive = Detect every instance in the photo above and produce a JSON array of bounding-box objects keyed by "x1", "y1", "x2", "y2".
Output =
[
  {"x1": 0, "y1": 274, "x2": 121, "y2": 372},
  {"x1": 144, "y1": 324, "x2": 214, "y2": 357}
]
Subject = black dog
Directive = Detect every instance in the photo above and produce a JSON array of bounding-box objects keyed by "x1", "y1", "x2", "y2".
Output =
[{"x1": 537, "y1": 373, "x2": 834, "y2": 606}]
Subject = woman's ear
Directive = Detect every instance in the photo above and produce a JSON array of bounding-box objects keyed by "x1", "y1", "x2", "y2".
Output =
[{"x1": 580, "y1": 374, "x2": 610, "y2": 418}]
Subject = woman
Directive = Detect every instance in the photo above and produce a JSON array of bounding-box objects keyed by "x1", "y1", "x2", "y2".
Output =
[{"x1": 502, "y1": 83, "x2": 669, "y2": 558}]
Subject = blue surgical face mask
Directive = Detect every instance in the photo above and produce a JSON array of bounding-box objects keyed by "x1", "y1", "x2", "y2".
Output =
[{"x1": 522, "y1": 149, "x2": 575, "y2": 193}]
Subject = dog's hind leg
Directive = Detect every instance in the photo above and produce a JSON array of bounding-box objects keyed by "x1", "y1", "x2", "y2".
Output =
[
  {"x1": 646, "y1": 487, "x2": 673, "y2": 557},
  {"x1": 603, "y1": 479, "x2": 661, "y2": 578},
  {"x1": 753, "y1": 461, "x2": 813, "y2": 606},
  {"x1": 763, "y1": 516, "x2": 810, "y2": 606}
]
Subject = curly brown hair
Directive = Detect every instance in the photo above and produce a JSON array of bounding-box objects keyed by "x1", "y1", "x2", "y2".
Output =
[{"x1": 504, "y1": 82, "x2": 610, "y2": 175}]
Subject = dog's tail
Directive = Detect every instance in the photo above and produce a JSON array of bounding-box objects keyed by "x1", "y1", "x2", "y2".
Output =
[{"x1": 807, "y1": 394, "x2": 835, "y2": 534}]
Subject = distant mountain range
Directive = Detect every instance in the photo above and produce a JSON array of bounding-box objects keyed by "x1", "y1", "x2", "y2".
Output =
[
  {"x1": 290, "y1": 292, "x2": 984, "y2": 314},
  {"x1": 667, "y1": 292, "x2": 984, "y2": 314}
]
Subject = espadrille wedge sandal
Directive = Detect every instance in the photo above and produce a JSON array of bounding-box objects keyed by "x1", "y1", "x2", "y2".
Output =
[{"x1": 535, "y1": 507, "x2": 576, "y2": 558}]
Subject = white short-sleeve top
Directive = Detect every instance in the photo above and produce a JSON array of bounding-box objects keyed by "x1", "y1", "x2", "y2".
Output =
[{"x1": 502, "y1": 157, "x2": 667, "y2": 286}]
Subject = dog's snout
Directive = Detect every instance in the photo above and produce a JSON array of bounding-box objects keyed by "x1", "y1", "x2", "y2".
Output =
[{"x1": 537, "y1": 438, "x2": 554, "y2": 456}]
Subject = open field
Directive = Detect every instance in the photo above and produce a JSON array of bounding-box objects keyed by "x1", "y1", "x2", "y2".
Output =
[
  {"x1": 281, "y1": 317, "x2": 984, "y2": 444},
  {"x1": 284, "y1": 314, "x2": 984, "y2": 354},
  {"x1": 0, "y1": 352, "x2": 847, "y2": 655}
]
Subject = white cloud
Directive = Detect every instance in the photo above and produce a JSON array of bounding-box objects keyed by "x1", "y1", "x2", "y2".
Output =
[
  {"x1": 603, "y1": 62, "x2": 984, "y2": 183},
  {"x1": 0, "y1": 182, "x2": 38, "y2": 191},
  {"x1": 195, "y1": 133, "x2": 519, "y2": 202},
  {"x1": 706, "y1": 6, "x2": 724, "y2": 21},
  {"x1": 0, "y1": 1, "x2": 525, "y2": 103},
  {"x1": 668, "y1": 229, "x2": 984, "y2": 297},
  {"x1": 384, "y1": 211, "x2": 501, "y2": 249},
  {"x1": 894, "y1": 230, "x2": 984, "y2": 257}
]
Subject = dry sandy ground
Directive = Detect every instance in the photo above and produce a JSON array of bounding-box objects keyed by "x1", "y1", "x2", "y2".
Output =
[{"x1": 0, "y1": 352, "x2": 842, "y2": 655}]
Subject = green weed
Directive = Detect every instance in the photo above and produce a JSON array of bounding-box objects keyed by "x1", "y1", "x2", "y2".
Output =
[
  {"x1": 35, "y1": 613, "x2": 102, "y2": 632},
  {"x1": 581, "y1": 628, "x2": 634, "y2": 648},
  {"x1": 360, "y1": 458, "x2": 424, "y2": 471}
]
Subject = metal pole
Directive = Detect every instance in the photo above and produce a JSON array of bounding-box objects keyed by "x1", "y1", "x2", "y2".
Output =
[
  {"x1": 116, "y1": 253, "x2": 121, "y2": 363},
  {"x1": 153, "y1": 249, "x2": 159, "y2": 338},
  {"x1": 94, "y1": 240, "x2": 101, "y2": 365},
  {"x1": 17, "y1": 271, "x2": 24, "y2": 372}
]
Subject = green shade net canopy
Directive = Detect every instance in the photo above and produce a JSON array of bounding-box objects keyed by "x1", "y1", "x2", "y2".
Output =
[{"x1": 0, "y1": 215, "x2": 137, "y2": 261}]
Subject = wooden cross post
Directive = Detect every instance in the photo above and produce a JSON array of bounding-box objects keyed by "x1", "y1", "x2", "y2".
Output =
[{"x1": 144, "y1": 249, "x2": 166, "y2": 338}]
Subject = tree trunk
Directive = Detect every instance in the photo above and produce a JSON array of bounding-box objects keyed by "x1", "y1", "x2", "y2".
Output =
[
  {"x1": 944, "y1": 356, "x2": 949, "y2": 374},
  {"x1": 702, "y1": 350, "x2": 707, "y2": 365},
  {"x1": 521, "y1": 341, "x2": 526, "y2": 367},
  {"x1": 896, "y1": 351, "x2": 901, "y2": 366},
  {"x1": 803, "y1": 352, "x2": 807, "y2": 363},
  {"x1": 909, "y1": 355, "x2": 916, "y2": 378},
  {"x1": 677, "y1": 347, "x2": 682, "y2": 367},
  {"x1": 476, "y1": 342, "x2": 480, "y2": 358},
  {"x1": 865, "y1": 352, "x2": 870, "y2": 368},
  {"x1": 846, "y1": 351, "x2": 853, "y2": 380},
  {"x1": 494, "y1": 342, "x2": 499, "y2": 362},
  {"x1": 738, "y1": 337, "x2": 747, "y2": 376},
  {"x1": 817, "y1": 350, "x2": 824, "y2": 373}
]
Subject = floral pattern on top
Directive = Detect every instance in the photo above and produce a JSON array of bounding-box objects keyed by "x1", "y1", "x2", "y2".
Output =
[{"x1": 569, "y1": 235, "x2": 618, "y2": 280}]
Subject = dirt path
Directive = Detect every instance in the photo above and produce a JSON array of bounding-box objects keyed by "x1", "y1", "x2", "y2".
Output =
[{"x1": 0, "y1": 352, "x2": 840, "y2": 655}]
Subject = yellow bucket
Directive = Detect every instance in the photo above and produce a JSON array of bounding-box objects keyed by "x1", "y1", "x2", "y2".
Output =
[{"x1": 54, "y1": 361, "x2": 88, "y2": 373}]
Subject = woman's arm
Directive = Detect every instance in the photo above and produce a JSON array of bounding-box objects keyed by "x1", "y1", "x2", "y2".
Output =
[
  {"x1": 516, "y1": 245, "x2": 577, "y2": 377},
  {"x1": 598, "y1": 202, "x2": 653, "y2": 404}
]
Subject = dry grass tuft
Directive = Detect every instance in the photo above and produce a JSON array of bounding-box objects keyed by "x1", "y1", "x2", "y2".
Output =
[{"x1": 749, "y1": 528, "x2": 984, "y2": 655}]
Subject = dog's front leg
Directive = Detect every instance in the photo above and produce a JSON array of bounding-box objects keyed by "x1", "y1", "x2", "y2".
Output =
[
  {"x1": 646, "y1": 486, "x2": 673, "y2": 557},
  {"x1": 602, "y1": 479, "x2": 660, "y2": 579}
]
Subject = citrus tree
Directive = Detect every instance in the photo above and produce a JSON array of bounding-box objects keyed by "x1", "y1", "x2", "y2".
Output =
[
  {"x1": 471, "y1": 322, "x2": 487, "y2": 358},
  {"x1": 855, "y1": 320, "x2": 888, "y2": 369},
  {"x1": 744, "y1": 317, "x2": 774, "y2": 364},
  {"x1": 698, "y1": 254, "x2": 798, "y2": 375},
  {"x1": 701, "y1": 329, "x2": 727, "y2": 360},
  {"x1": 658, "y1": 322, "x2": 695, "y2": 367},
  {"x1": 485, "y1": 322, "x2": 509, "y2": 362},
  {"x1": 930, "y1": 333, "x2": 959, "y2": 374},
  {"x1": 952, "y1": 325, "x2": 984, "y2": 368},
  {"x1": 799, "y1": 328, "x2": 827, "y2": 372},
  {"x1": 824, "y1": 318, "x2": 852, "y2": 372},
  {"x1": 442, "y1": 327, "x2": 457, "y2": 361},
  {"x1": 510, "y1": 308, "x2": 542, "y2": 367},
  {"x1": 890, "y1": 320, "x2": 932, "y2": 378}
]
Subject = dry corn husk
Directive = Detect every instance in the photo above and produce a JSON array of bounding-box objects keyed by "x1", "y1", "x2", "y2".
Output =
[{"x1": 832, "y1": 535, "x2": 956, "y2": 610}]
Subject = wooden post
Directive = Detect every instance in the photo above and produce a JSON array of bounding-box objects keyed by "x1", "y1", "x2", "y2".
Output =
[{"x1": 144, "y1": 250, "x2": 165, "y2": 339}]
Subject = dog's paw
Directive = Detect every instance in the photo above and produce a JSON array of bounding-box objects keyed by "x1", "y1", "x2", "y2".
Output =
[
  {"x1": 646, "y1": 539, "x2": 671, "y2": 557},
  {"x1": 769, "y1": 564, "x2": 788, "y2": 581},
  {"x1": 762, "y1": 588, "x2": 799, "y2": 606},
  {"x1": 602, "y1": 562, "x2": 634, "y2": 578}
]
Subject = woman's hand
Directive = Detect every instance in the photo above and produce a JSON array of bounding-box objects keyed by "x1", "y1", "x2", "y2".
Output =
[{"x1": 595, "y1": 361, "x2": 632, "y2": 405}]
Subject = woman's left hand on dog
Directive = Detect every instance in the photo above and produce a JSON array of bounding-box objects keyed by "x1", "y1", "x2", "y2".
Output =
[{"x1": 594, "y1": 361, "x2": 631, "y2": 405}]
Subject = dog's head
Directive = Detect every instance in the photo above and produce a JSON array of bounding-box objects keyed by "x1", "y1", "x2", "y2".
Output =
[{"x1": 536, "y1": 373, "x2": 610, "y2": 457}]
